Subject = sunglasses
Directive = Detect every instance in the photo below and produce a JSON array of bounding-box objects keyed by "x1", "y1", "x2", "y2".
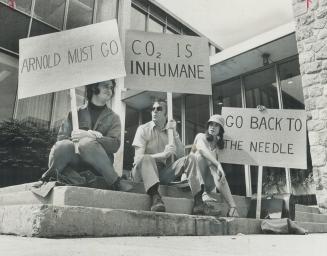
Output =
[{"x1": 152, "y1": 106, "x2": 163, "y2": 112}]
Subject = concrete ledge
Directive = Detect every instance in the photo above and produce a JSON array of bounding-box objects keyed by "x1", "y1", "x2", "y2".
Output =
[
  {"x1": 0, "y1": 186, "x2": 249, "y2": 217},
  {"x1": 0, "y1": 204, "x2": 260, "y2": 237},
  {"x1": 295, "y1": 204, "x2": 320, "y2": 214},
  {"x1": 295, "y1": 211, "x2": 327, "y2": 223},
  {"x1": 0, "y1": 204, "x2": 225, "y2": 237},
  {"x1": 294, "y1": 221, "x2": 327, "y2": 233}
]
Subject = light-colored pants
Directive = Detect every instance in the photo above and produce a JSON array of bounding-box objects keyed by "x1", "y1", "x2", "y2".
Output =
[
  {"x1": 132, "y1": 154, "x2": 203, "y2": 196},
  {"x1": 44, "y1": 137, "x2": 118, "y2": 186}
]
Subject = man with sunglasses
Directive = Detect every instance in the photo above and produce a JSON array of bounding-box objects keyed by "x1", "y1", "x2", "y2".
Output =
[
  {"x1": 39, "y1": 80, "x2": 132, "y2": 192},
  {"x1": 132, "y1": 100, "x2": 209, "y2": 214}
]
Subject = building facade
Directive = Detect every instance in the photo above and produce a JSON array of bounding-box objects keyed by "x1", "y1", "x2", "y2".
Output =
[{"x1": 0, "y1": 0, "x2": 316, "y2": 199}]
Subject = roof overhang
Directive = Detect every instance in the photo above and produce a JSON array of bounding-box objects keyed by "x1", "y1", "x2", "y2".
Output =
[{"x1": 210, "y1": 22, "x2": 297, "y2": 84}]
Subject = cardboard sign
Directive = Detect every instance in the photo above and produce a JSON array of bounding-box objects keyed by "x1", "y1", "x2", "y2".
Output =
[
  {"x1": 219, "y1": 107, "x2": 307, "y2": 169},
  {"x1": 18, "y1": 20, "x2": 126, "y2": 99},
  {"x1": 124, "y1": 30, "x2": 211, "y2": 95}
]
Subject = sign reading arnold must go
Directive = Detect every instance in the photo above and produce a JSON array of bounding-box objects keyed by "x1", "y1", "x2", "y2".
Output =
[
  {"x1": 219, "y1": 107, "x2": 307, "y2": 169},
  {"x1": 18, "y1": 20, "x2": 126, "y2": 99},
  {"x1": 124, "y1": 30, "x2": 211, "y2": 95}
]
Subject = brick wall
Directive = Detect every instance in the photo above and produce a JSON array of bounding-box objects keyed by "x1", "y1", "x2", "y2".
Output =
[{"x1": 293, "y1": 0, "x2": 327, "y2": 207}]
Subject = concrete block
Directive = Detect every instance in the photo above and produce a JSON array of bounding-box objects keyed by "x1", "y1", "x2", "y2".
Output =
[
  {"x1": 222, "y1": 217, "x2": 262, "y2": 235},
  {"x1": 294, "y1": 221, "x2": 327, "y2": 233},
  {"x1": 295, "y1": 211, "x2": 327, "y2": 223},
  {"x1": 295, "y1": 204, "x2": 320, "y2": 214},
  {"x1": 0, "y1": 204, "x2": 227, "y2": 237},
  {"x1": 0, "y1": 190, "x2": 51, "y2": 206}
]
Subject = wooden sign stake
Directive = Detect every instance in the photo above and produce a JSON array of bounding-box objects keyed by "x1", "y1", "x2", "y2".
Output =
[
  {"x1": 70, "y1": 88, "x2": 79, "y2": 154},
  {"x1": 256, "y1": 165, "x2": 263, "y2": 219}
]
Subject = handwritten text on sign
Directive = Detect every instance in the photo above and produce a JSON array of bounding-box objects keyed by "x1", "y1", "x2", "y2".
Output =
[
  {"x1": 124, "y1": 30, "x2": 211, "y2": 95},
  {"x1": 218, "y1": 107, "x2": 307, "y2": 169},
  {"x1": 18, "y1": 20, "x2": 126, "y2": 99}
]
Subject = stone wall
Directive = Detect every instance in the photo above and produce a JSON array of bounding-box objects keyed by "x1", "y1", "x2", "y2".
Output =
[{"x1": 293, "y1": 0, "x2": 327, "y2": 207}]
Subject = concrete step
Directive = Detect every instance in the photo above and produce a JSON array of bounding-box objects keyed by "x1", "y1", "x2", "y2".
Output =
[
  {"x1": 294, "y1": 221, "x2": 327, "y2": 233},
  {"x1": 295, "y1": 204, "x2": 320, "y2": 214},
  {"x1": 0, "y1": 204, "x2": 262, "y2": 237},
  {"x1": 295, "y1": 211, "x2": 327, "y2": 223},
  {"x1": 0, "y1": 186, "x2": 250, "y2": 217},
  {"x1": 0, "y1": 181, "x2": 251, "y2": 208}
]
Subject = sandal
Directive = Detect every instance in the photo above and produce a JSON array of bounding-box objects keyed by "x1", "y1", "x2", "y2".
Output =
[
  {"x1": 202, "y1": 192, "x2": 218, "y2": 202},
  {"x1": 227, "y1": 207, "x2": 239, "y2": 217}
]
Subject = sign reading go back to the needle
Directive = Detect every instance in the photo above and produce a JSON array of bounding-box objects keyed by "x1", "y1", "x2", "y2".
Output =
[{"x1": 18, "y1": 20, "x2": 126, "y2": 99}]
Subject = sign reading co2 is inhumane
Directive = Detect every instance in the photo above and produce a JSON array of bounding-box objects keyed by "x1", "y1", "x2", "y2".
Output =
[
  {"x1": 218, "y1": 107, "x2": 307, "y2": 169},
  {"x1": 124, "y1": 30, "x2": 211, "y2": 95},
  {"x1": 18, "y1": 20, "x2": 126, "y2": 99}
]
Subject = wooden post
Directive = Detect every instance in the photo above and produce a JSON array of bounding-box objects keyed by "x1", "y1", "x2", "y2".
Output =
[
  {"x1": 256, "y1": 165, "x2": 263, "y2": 219},
  {"x1": 70, "y1": 88, "x2": 79, "y2": 153},
  {"x1": 285, "y1": 168, "x2": 292, "y2": 193},
  {"x1": 167, "y1": 92, "x2": 174, "y2": 144}
]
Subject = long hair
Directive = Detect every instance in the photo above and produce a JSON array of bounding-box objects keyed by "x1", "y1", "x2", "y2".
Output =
[
  {"x1": 86, "y1": 80, "x2": 116, "y2": 102},
  {"x1": 205, "y1": 123, "x2": 224, "y2": 150}
]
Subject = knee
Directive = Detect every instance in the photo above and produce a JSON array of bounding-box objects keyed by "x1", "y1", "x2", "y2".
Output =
[
  {"x1": 52, "y1": 140, "x2": 74, "y2": 154},
  {"x1": 78, "y1": 137, "x2": 98, "y2": 153}
]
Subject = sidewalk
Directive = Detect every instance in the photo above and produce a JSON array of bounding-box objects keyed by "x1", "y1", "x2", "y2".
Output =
[{"x1": 0, "y1": 234, "x2": 324, "y2": 256}]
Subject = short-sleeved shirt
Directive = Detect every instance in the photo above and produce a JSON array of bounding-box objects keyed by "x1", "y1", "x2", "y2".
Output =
[
  {"x1": 193, "y1": 133, "x2": 218, "y2": 160},
  {"x1": 132, "y1": 121, "x2": 168, "y2": 164}
]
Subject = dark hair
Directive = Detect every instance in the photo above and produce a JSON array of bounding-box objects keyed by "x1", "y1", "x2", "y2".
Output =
[
  {"x1": 205, "y1": 122, "x2": 224, "y2": 149},
  {"x1": 152, "y1": 98, "x2": 167, "y2": 115},
  {"x1": 86, "y1": 80, "x2": 116, "y2": 102}
]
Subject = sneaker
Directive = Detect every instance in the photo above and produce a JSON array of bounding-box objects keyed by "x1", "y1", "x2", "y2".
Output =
[
  {"x1": 193, "y1": 202, "x2": 221, "y2": 216},
  {"x1": 151, "y1": 194, "x2": 166, "y2": 212}
]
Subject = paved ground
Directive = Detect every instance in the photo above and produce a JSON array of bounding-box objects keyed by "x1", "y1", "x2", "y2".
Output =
[{"x1": 0, "y1": 234, "x2": 325, "y2": 256}]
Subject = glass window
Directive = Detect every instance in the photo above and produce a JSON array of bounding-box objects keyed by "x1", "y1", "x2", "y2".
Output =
[
  {"x1": 66, "y1": 0, "x2": 95, "y2": 29},
  {"x1": 0, "y1": 0, "x2": 32, "y2": 14},
  {"x1": 50, "y1": 86, "x2": 85, "y2": 131},
  {"x1": 34, "y1": 0, "x2": 65, "y2": 29},
  {"x1": 213, "y1": 78, "x2": 242, "y2": 114},
  {"x1": 185, "y1": 95, "x2": 209, "y2": 145},
  {"x1": 29, "y1": 19, "x2": 58, "y2": 37},
  {"x1": 166, "y1": 27, "x2": 178, "y2": 34},
  {"x1": 96, "y1": 0, "x2": 118, "y2": 22},
  {"x1": 130, "y1": 6, "x2": 146, "y2": 31},
  {"x1": 279, "y1": 58, "x2": 304, "y2": 110},
  {"x1": 244, "y1": 67, "x2": 279, "y2": 109},
  {"x1": 0, "y1": 5, "x2": 30, "y2": 52},
  {"x1": 0, "y1": 52, "x2": 18, "y2": 122},
  {"x1": 148, "y1": 16, "x2": 164, "y2": 33},
  {"x1": 15, "y1": 93, "x2": 53, "y2": 129}
]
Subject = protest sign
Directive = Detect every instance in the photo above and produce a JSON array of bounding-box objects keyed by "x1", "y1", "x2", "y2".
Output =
[
  {"x1": 219, "y1": 107, "x2": 307, "y2": 169},
  {"x1": 18, "y1": 20, "x2": 126, "y2": 99},
  {"x1": 124, "y1": 30, "x2": 211, "y2": 95}
]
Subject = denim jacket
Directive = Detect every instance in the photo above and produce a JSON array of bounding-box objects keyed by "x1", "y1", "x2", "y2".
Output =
[{"x1": 57, "y1": 103, "x2": 121, "y2": 157}]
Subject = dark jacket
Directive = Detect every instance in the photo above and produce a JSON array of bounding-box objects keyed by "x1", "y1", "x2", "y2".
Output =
[{"x1": 57, "y1": 103, "x2": 121, "y2": 157}]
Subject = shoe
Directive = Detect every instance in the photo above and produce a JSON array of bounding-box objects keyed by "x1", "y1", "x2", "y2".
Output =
[
  {"x1": 202, "y1": 192, "x2": 218, "y2": 202},
  {"x1": 151, "y1": 194, "x2": 166, "y2": 212},
  {"x1": 192, "y1": 202, "x2": 221, "y2": 216},
  {"x1": 227, "y1": 207, "x2": 239, "y2": 217},
  {"x1": 287, "y1": 219, "x2": 308, "y2": 235},
  {"x1": 112, "y1": 178, "x2": 133, "y2": 192}
]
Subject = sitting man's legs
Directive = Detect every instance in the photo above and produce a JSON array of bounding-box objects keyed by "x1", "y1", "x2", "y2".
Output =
[
  {"x1": 132, "y1": 154, "x2": 165, "y2": 212},
  {"x1": 78, "y1": 137, "x2": 132, "y2": 191},
  {"x1": 42, "y1": 139, "x2": 79, "y2": 181}
]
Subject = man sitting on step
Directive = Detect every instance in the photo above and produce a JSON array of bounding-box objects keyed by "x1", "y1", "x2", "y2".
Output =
[
  {"x1": 132, "y1": 99, "x2": 218, "y2": 215},
  {"x1": 39, "y1": 80, "x2": 132, "y2": 192}
]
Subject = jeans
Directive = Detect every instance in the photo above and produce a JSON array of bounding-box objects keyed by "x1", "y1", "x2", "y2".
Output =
[{"x1": 43, "y1": 137, "x2": 118, "y2": 186}]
